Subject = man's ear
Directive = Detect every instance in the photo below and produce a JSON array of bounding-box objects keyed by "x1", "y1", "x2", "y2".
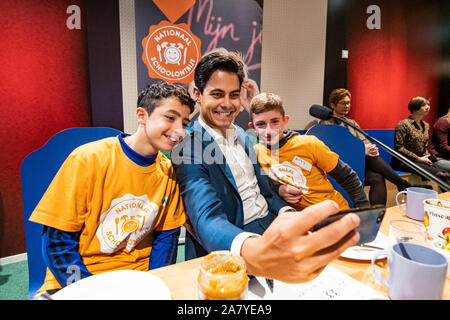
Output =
[
  {"x1": 136, "y1": 107, "x2": 147, "y2": 125},
  {"x1": 283, "y1": 115, "x2": 290, "y2": 125},
  {"x1": 248, "y1": 122, "x2": 254, "y2": 129},
  {"x1": 192, "y1": 86, "x2": 201, "y2": 102}
]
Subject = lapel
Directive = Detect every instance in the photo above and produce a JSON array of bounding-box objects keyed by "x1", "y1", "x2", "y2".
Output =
[{"x1": 192, "y1": 121, "x2": 239, "y2": 193}]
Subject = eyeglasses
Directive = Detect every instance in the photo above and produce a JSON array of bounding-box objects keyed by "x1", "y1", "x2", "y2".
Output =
[{"x1": 338, "y1": 101, "x2": 351, "y2": 106}]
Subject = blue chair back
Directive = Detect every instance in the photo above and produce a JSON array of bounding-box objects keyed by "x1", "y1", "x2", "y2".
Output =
[
  {"x1": 306, "y1": 124, "x2": 365, "y2": 207},
  {"x1": 364, "y1": 129, "x2": 394, "y2": 166},
  {"x1": 364, "y1": 129, "x2": 409, "y2": 175},
  {"x1": 20, "y1": 127, "x2": 121, "y2": 299}
]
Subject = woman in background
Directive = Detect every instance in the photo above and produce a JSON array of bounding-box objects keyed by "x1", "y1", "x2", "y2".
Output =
[
  {"x1": 429, "y1": 107, "x2": 450, "y2": 172},
  {"x1": 392, "y1": 96, "x2": 450, "y2": 184},
  {"x1": 321, "y1": 88, "x2": 413, "y2": 206}
]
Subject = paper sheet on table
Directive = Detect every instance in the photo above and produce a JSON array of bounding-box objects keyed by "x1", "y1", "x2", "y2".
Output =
[{"x1": 247, "y1": 266, "x2": 388, "y2": 300}]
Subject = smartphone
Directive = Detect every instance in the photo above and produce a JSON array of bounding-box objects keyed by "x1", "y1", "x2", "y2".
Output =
[{"x1": 312, "y1": 204, "x2": 386, "y2": 245}]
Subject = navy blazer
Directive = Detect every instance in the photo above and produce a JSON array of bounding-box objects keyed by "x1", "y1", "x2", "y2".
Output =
[{"x1": 172, "y1": 121, "x2": 288, "y2": 259}]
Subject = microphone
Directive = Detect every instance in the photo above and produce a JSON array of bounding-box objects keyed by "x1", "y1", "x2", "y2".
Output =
[
  {"x1": 308, "y1": 105, "x2": 450, "y2": 191},
  {"x1": 309, "y1": 104, "x2": 333, "y2": 120}
]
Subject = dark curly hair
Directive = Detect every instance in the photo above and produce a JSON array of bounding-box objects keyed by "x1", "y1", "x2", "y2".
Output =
[{"x1": 137, "y1": 81, "x2": 195, "y2": 115}]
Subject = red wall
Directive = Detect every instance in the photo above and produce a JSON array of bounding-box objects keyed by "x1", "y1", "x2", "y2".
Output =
[
  {"x1": 347, "y1": 1, "x2": 440, "y2": 129},
  {"x1": 0, "y1": 0, "x2": 91, "y2": 258}
]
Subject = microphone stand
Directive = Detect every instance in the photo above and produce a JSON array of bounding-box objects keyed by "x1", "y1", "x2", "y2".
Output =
[{"x1": 330, "y1": 115, "x2": 450, "y2": 191}]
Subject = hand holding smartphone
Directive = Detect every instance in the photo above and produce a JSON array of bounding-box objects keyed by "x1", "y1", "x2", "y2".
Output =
[{"x1": 312, "y1": 205, "x2": 386, "y2": 245}]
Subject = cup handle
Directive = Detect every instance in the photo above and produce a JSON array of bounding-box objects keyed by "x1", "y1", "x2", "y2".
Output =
[
  {"x1": 395, "y1": 191, "x2": 407, "y2": 212},
  {"x1": 371, "y1": 250, "x2": 390, "y2": 288}
]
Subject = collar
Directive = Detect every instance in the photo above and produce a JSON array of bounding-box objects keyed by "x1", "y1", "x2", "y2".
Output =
[
  {"x1": 118, "y1": 133, "x2": 157, "y2": 166},
  {"x1": 333, "y1": 115, "x2": 347, "y2": 121},
  {"x1": 407, "y1": 115, "x2": 426, "y2": 129},
  {"x1": 407, "y1": 115, "x2": 423, "y2": 123},
  {"x1": 198, "y1": 116, "x2": 237, "y2": 145},
  {"x1": 261, "y1": 129, "x2": 299, "y2": 150}
]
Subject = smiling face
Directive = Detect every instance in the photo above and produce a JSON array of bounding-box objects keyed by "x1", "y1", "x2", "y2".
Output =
[
  {"x1": 165, "y1": 47, "x2": 180, "y2": 63},
  {"x1": 138, "y1": 96, "x2": 191, "y2": 154},
  {"x1": 194, "y1": 70, "x2": 241, "y2": 136},
  {"x1": 250, "y1": 110, "x2": 289, "y2": 146}
]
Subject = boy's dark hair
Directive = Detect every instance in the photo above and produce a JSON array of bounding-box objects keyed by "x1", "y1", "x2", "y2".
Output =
[
  {"x1": 194, "y1": 48, "x2": 245, "y2": 93},
  {"x1": 137, "y1": 81, "x2": 195, "y2": 115},
  {"x1": 250, "y1": 92, "x2": 285, "y2": 122},
  {"x1": 408, "y1": 96, "x2": 431, "y2": 113}
]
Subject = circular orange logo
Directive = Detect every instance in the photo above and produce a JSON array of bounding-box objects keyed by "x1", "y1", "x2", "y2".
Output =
[
  {"x1": 122, "y1": 218, "x2": 139, "y2": 233},
  {"x1": 142, "y1": 21, "x2": 202, "y2": 84}
]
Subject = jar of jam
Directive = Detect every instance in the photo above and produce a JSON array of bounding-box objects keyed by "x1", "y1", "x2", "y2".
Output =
[{"x1": 198, "y1": 251, "x2": 248, "y2": 300}]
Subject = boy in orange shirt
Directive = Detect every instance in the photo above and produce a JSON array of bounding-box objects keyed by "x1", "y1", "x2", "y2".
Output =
[
  {"x1": 249, "y1": 92, "x2": 369, "y2": 211},
  {"x1": 29, "y1": 81, "x2": 195, "y2": 294}
]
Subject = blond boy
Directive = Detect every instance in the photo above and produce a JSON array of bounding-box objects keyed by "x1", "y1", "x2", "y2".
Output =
[{"x1": 249, "y1": 92, "x2": 369, "y2": 210}]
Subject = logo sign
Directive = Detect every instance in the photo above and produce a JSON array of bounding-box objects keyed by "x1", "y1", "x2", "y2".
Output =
[{"x1": 142, "y1": 21, "x2": 201, "y2": 84}]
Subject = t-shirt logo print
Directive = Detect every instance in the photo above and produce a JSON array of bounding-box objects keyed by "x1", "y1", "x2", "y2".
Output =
[
  {"x1": 270, "y1": 161, "x2": 309, "y2": 193},
  {"x1": 96, "y1": 194, "x2": 159, "y2": 253}
]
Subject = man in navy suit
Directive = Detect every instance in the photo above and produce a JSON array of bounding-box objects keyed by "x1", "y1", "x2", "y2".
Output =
[{"x1": 172, "y1": 49, "x2": 361, "y2": 283}]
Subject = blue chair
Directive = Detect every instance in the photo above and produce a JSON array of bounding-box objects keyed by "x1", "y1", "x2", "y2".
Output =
[
  {"x1": 20, "y1": 127, "x2": 121, "y2": 299},
  {"x1": 306, "y1": 124, "x2": 366, "y2": 207},
  {"x1": 364, "y1": 129, "x2": 410, "y2": 176}
]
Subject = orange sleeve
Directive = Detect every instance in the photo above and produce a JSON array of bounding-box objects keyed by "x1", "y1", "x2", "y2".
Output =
[
  {"x1": 153, "y1": 170, "x2": 187, "y2": 231},
  {"x1": 311, "y1": 136, "x2": 339, "y2": 173},
  {"x1": 29, "y1": 153, "x2": 90, "y2": 232}
]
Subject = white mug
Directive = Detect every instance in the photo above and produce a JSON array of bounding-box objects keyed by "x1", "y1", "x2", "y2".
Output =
[
  {"x1": 396, "y1": 187, "x2": 437, "y2": 221},
  {"x1": 372, "y1": 243, "x2": 447, "y2": 300}
]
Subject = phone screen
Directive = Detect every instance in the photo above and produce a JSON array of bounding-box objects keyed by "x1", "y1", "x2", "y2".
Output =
[{"x1": 313, "y1": 205, "x2": 386, "y2": 245}]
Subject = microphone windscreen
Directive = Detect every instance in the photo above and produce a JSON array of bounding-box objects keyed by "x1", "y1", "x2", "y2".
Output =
[{"x1": 309, "y1": 104, "x2": 332, "y2": 120}]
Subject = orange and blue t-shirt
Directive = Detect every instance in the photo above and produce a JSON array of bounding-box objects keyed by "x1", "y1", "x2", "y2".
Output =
[
  {"x1": 255, "y1": 132, "x2": 350, "y2": 211},
  {"x1": 29, "y1": 134, "x2": 186, "y2": 291}
]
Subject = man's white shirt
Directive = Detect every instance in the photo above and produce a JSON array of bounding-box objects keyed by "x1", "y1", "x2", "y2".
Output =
[{"x1": 198, "y1": 117, "x2": 294, "y2": 255}]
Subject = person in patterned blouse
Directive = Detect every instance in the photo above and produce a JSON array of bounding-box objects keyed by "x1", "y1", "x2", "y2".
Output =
[
  {"x1": 391, "y1": 96, "x2": 450, "y2": 184},
  {"x1": 428, "y1": 108, "x2": 450, "y2": 172}
]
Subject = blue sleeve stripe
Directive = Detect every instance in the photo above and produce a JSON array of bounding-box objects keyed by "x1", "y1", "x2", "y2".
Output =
[
  {"x1": 148, "y1": 228, "x2": 180, "y2": 270},
  {"x1": 42, "y1": 227, "x2": 92, "y2": 287},
  {"x1": 164, "y1": 230, "x2": 180, "y2": 266},
  {"x1": 51, "y1": 228, "x2": 74, "y2": 269},
  {"x1": 46, "y1": 228, "x2": 70, "y2": 285}
]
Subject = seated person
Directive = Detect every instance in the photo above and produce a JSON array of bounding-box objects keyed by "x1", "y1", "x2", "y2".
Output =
[
  {"x1": 249, "y1": 92, "x2": 370, "y2": 210},
  {"x1": 392, "y1": 96, "x2": 450, "y2": 185},
  {"x1": 321, "y1": 88, "x2": 413, "y2": 206},
  {"x1": 172, "y1": 48, "x2": 361, "y2": 283},
  {"x1": 29, "y1": 81, "x2": 195, "y2": 294},
  {"x1": 429, "y1": 107, "x2": 450, "y2": 172}
]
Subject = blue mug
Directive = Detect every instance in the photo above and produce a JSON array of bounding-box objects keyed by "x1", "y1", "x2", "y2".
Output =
[
  {"x1": 395, "y1": 187, "x2": 437, "y2": 221},
  {"x1": 372, "y1": 242, "x2": 447, "y2": 300}
]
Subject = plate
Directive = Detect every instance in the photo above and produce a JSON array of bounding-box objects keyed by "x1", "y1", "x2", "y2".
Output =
[
  {"x1": 340, "y1": 232, "x2": 388, "y2": 261},
  {"x1": 52, "y1": 270, "x2": 171, "y2": 300}
]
